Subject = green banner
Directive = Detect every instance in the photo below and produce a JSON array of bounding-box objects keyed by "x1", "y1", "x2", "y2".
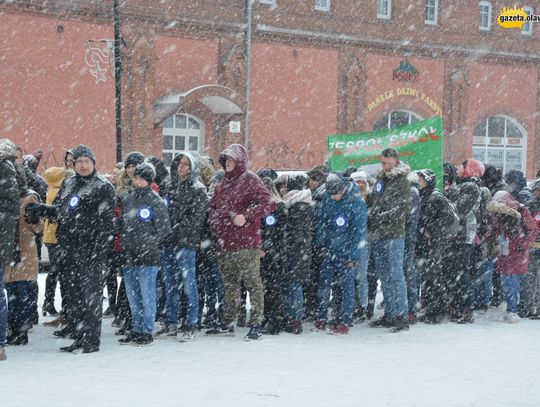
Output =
[{"x1": 327, "y1": 117, "x2": 444, "y2": 189}]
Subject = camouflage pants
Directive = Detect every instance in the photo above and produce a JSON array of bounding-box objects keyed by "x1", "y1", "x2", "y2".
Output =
[{"x1": 217, "y1": 249, "x2": 264, "y2": 326}]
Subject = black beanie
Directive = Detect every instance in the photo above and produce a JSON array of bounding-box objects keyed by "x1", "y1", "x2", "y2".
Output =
[
  {"x1": 325, "y1": 173, "x2": 348, "y2": 195},
  {"x1": 125, "y1": 152, "x2": 145, "y2": 169},
  {"x1": 257, "y1": 168, "x2": 278, "y2": 181},
  {"x1": 504, "y1": 169, "x2": 527, "y2": 191},
  {"x1": 72, "y1": 144, "x2": 96, "y2": 164},
  {"x1": 134, "y1": 163, "x2": 156, "y2": 185}
]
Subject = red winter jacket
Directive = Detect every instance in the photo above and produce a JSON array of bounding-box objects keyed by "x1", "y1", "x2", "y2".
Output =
[
  {"x1": 208, "y1": 144, "x2": 276, "y2": 251},
  {"x1": 485, "y1": 193, "x2": 539, "y2": 275}
]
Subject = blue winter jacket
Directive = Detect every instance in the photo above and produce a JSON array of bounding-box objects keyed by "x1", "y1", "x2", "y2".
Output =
[{"x1": 316, "y1": 181, "x2": 367, "y2": 262}]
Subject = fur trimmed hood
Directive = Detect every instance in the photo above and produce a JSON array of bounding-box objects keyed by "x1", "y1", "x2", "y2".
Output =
[
  {"x1": 282, "y1": 188, "x2": 312, "y2": 207},
  {"x1": 378, "y1": 161, "x2": 411, "y2": 180},
  {"x1": 486, "y1": 200, "x2": 521, "y2": 219},
  {"x1": 0, "y1": 138, "x2": 17, "y2": 160}
]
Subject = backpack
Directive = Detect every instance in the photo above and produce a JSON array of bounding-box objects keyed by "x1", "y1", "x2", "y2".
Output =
[{"x1": 433, "y1": 191, "x2": 461, "y2": 239}]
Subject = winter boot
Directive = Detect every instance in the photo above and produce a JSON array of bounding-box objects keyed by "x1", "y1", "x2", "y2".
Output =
[
  {"x1": 502, "y1": 312, "x2": 520, "y2": 323},
  {"x1": 178, "y1": 325, "x2": 198, "y2": 342},
  {"x1": 118, "y1": 332, "x2": 139, "y2": 345},
  {"x1": 42, "y1": 300, "x2": 58, "y2": 317},
  {"x1": 369, "y1": 315, "x2": 395, "y2": 328},
  {"x1": 133, "y1": 333, "x2": 154, "y2": 347},
  {"x1": 154, "y1": 324, "x2": 178, "y2": 339},
  {"x1": 312, "y1": 320, "x2": 327, "y2": 332},
  {"x1": 330, "y1": 323, "x2": 350, "y2": 335},
  {"x1": 244, "y1": 325, "x2": 263, "y2": 341},
  {"x1": 43, "y1": 315, "x2": 68, "y2": 327},
  {"x1": 389, "y1": 316, "x2": 410, "y2": 333},
  {"x1": 53, "y1": 327, "x2": 77, "y2": 339},
  {"x1": 205, "y1": 323, "x2": 235, "y2": 336},
  {"x1": 457, "y1": 309, "x2": 474, "y2": 324},
  {"x1": 284, "y1": 319, "x2": 303, "y2": 334},
  {"x1": 7, "y1": 330, "x2": 29, "y2": 346},
  {"x1": 0, "y1": 346, "x2": 6, "y2": 361}
]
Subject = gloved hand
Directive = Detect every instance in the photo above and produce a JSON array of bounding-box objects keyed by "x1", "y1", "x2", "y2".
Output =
[{"x1": 24, "y1": 203, "x2": 41, "y2": 225}]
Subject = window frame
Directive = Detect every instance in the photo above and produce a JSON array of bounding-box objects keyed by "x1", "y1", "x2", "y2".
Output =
[
  {"x1": 373, "y1": 110, "x2": 423, "y2": 131},
  {"x1": 377, "y1": 0, "x2": 392, "y2": 20},
  {"x1": 162, "y1": 113, "x2": 204, "y2": 168},
  {"x1": 425, "y1": 0, "x2": 439, "y2": 25},
  {"x1": 315, "y1": 0, "x2": 331, "y2": 12},
  {"x1": 479, "y1": 1, "x2": 493, "y2": 31},
  {"x1": 522, "y1": 6, "x2": 533, "y2": 36},
  {"x1": 259, "y1": 0, "x2": 277, "y2": 5}
]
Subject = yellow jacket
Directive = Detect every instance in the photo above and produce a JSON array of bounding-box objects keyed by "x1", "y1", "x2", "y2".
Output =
[{"x1": 42, "y1": 167, "x2": 72, "y2": 244}]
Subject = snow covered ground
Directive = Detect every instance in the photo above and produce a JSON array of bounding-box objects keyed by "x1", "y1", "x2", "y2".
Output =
[{"x1": 3, "y1": 274, "x2": 540, "y2": 407}]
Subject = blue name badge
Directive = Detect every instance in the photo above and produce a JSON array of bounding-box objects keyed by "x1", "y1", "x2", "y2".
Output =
[
  {"x1": 162, "y1": 197, "x2": 171, "y2": 207},
  {"x1": 374, "y1": 179, "x2": 385, "y2": 194},
  {"x1": 138, "y1": 206, "x2": 154, "y2": 222},
  {"x1": 265, "y1": 214, "x2": 277, "y2": 227},
  {"x1": 333, "y1": 214, "x2": 349, "y2": 229},
  {"x1": 68, "y1": 195, "x2": 81, "y2": 210}
]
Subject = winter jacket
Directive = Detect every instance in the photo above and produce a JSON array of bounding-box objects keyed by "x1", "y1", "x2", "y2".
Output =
[
  {"x1": 208, "y1": 144, "x2": 277, "y2": 251},
  {"x1": 0, "y1": 139, "x2": 20, "y2": 267},
  {"x1": 23, "y1": 165, "x2": 47, "y2": 203},
  {"x1": 260, "y1": 201, "x2": 287, "y2": 281},
  {"x1": 405, "y1": 185, "x2": 420, "y2": 249},
  {"x1": 4, "y1": 192, "x2": 43, "y2": 283},
  {"x1": 514, "y1": 186, "x2": 534, "y2": 207},
  {"x1": 42, "y1": 167, "x2": 73, "y2": 245},
  {"x1": 416, "y1": 186, "x2": 456, "y2": 257},
  {"x1": 162, "y1": 152, "x2": 208, "y2": 250},
  {"x1": 120, "y1": 185, "x2": 172, "y2": 266},
  {"x1": 51, "y1": 170, "x2": 115, "y2": 255},
  {"x1": 367, "y1": 162, "x2": 412, "y2": 241},
  {"x1": 316, "y1": 182, "x2": 365, "y2": 262},
  {"x1": 445, "y1": 180, "x2": 480, "y2": 245},
  {"x1": 485, "y1": 195, "x2": 538, "y2": 275},
  {"x1": 528, "y1": 196, "x2": 540, "y2": 247},
  {"x1": 282, "y1": 189, "x2": 314, "y2": 282}
]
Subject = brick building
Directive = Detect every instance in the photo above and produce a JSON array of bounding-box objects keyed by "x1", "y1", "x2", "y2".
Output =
[{"x1": 1, "y1": 0, "x2": 539, "y2": 176}]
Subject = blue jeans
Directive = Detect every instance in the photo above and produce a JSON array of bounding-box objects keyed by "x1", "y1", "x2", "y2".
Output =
[
  {"x1": 501, "y1": 274, "x2": 524, "y2": 313},
  {"x1": 372, "y1": 239, "x2": 408, "y2": 319},
  {"x1": 0, "y1": 266, "x2": 7, "y2": 347},
  {"x1": 161, "y1": 247, "x2": 199, "y2": 327},
  {"x1": 475, "y1": 258, "x2": 494, "y2": 307},
  {"x1": 403, "y1": 240, "x2": 419, "y2": 313},
  {"x1": 123, "y1": 266, "x2": 159, "y2": 334},
  {"x1": 317, "y1": 255, "x2": 355, "y2": 325},
  {"x1": 282, "y1": 281, "x2": 304, "y2": 321},
  {"x1": 353, "y1": 244, "x2": 370, "y2": 308}
]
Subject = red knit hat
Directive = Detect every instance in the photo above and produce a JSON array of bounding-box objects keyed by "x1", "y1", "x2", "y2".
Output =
[{"x1": 462, "y1": 159, "x2": 485, "y2": 178}]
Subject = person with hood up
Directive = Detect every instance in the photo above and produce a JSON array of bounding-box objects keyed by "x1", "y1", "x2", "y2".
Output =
[
  {"x1": 156, "y1": 151, "x2": 208, "y2": 342},
  {"x1": 520, "y1": 180, "x2": 540, "y2": 318},
  {"x1": 484, "y1": 191, "x2": 538, "y2": 322},
  {"x1": 117, "y1": 163, "x2": 171, "y2": 346},
  {"x1": 0, "y1": 139, "x2": 21, "y2": 360},
  {"x1": 207, "y1": 144, "x2": 277, "y2": 340},
  {"x1": 279, "y1": 174, "x2": 314, "y2": 334},
  {"x1": 415, "y1": 169, "x2": 455, "y2": 324},
  {"x1": 25, "y1": 144, "x2": 115, "y2": 353},
  {"x1": 4, "y1": 165, "x2": 43, "y2": 345},
  {"x1": 443, "y1": 160, "x2": 481, "y2": 324},
  {"x1": 313, "y1": 174, "x2": 364, "y2": 334},
  {"x1": 367, "y1": 148, "x2": 412, "y2": 332},
  {"x1": 504, "y1": 169, "x2": 533, "y2": 207}
]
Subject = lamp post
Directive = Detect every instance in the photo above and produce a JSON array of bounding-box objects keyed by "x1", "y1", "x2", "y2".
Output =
[
  {"x1": 243, "y1": 0, "x2": 253, "y2": 150},
  {"x1": 113, "y1": 0, "x2": 122, "y2": 163}
]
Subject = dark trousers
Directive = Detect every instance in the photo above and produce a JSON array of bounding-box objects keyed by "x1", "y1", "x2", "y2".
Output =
[
  {"x1": 44, "y1": 244, "x2": 67, "y2": 311},
  {"x1": 367, "y1": 250, "x2": 378, "y2": 318},
  {"x1": 6, "y1": 281, "x2": 34, "y2": 333},
  {"x1": 104, "y1": 253, "x2": 120, "y2": 315},
  {"x1": 304, "y1": 245, "x2": 323, "y2": 320},
  {"x1": 446, "y1": 242, "x2": 474, "y2": 313},
  {"x1": 62, "y1": 247, "x2": 105, "y2": 347},
  {"x1": 418, "y1": 242, "x2": 449, "y2": 318}
]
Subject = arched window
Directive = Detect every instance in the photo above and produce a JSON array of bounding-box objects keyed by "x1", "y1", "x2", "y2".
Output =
[
  {"x1": 373, "y1": 110, "x2": 423, "y2": 131},
  {"x1": 472, "y1": 115, "x2": 526, "y2": 173},
  {"x1": 162, "y1": 113, "x2": 203, "y2": 167}
]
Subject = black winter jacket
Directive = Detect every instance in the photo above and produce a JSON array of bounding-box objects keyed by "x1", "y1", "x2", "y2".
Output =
[{"x1": 120, "y1": 185, "x2": 171, "y2": 266}]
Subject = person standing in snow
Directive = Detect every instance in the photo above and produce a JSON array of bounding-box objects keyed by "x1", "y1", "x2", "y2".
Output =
[
  {"x1": 156, "y1": 152, "x2": 208, "y2": 341},
  {"x1": 367, "y1": 148, "x2": 412, "y2": 332},
  {"x1": 26, "y1": 144, "x2": 115, "y2": 353},
  {"x1": 484, "y1": 191, "x2": 538, "y2": 323},
  {"x1": 207, "y1": 144, "x2": 276, "y2": 340},
  {"x1": 0, "y1": 139, "x2": 21, "y2": 361},
  {"x1": 313, "y1": 174, "x2": 363, "y2": 334},
  {"x1": 118, "y1": 163, "x2": 171, "y2": 346},
  {"x1": 443, "y1": 160, "x2": 482, "y2": 324}
]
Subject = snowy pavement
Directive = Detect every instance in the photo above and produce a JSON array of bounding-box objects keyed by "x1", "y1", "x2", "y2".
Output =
[{"x1": 3, "y1": 275, "x2": 540, "y2": 407}]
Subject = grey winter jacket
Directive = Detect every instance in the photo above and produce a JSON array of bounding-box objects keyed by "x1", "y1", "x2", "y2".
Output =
[
  {"x1": 0, "y1": 139, "x2": 20, "y2": 267},
  {"x1": 120, "y1": 185, "x2": 171, "y2": 266},
  {"x1": 445, "y1": 180, "x2": 480, "y2": 244},
  {"x1": 162, "y1": 152, "x2": 209, "y2": 250}
]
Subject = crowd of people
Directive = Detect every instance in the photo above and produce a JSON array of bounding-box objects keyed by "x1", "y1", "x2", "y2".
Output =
[{"x1": 1, "y1": 137, "x2": 539, "y2": 360}]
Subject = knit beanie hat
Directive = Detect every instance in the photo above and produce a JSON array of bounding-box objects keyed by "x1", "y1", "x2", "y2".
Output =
[
  {"x1": 307, "y1": 165, "x2": 329, "y2": 183},
  {"x1": 125, "y1": 151, "x2": 145, "y2": 169},
  {"x1": 325, "y1": 173, "x2": 348, "y2": 195},
  {"x1": 72, "y1": 144, "x2": 96, "y2": 164},
  {"x1": 462, "y1": 159, "x2": 485, "y2": 178},
  {"x1": 134, "y1": 162, "x2": 156, "y2": 185}
]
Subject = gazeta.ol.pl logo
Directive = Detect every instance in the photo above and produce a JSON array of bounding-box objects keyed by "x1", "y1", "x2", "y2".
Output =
[{"x1": 497, "y1": 5, "x2": 538, "y2": 29}]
